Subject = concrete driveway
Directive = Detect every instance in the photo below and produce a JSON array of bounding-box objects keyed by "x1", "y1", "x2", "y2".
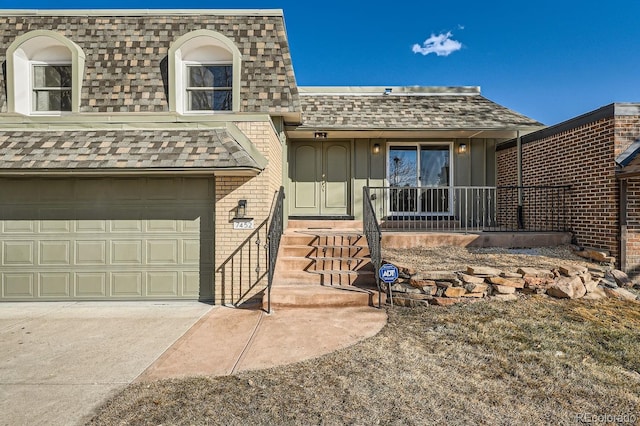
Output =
[{"x1": 0, "y1": 301, "x2": 212, "y2": 426}]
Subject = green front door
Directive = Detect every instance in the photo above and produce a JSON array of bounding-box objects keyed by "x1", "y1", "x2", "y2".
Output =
[{"x1": 290, "y1": 141, "x2": 350, "y2": 217}]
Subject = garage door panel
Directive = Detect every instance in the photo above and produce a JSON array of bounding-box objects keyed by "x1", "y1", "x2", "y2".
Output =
[
  {"x1": 39, "y1": 273, "x2": 71, "y2": 297},
  {"x1": 147, "y1": 219, "x2": 178, "y2": 232},
  {"x1": 183, "y1": 272, "x2": 200, "y2": 296},
  {"x1": 76, "y1": 241, "x2": 107, "y2": 265},
  {"x1": 111, "y1": 240, "x2": 142, "y2": 264},
  {"x1": 147, "y1": 272, "x2": 179, "y2": 296},
  {"x1": 75, "y1": 273, "x2": 107, "y2": 297},
  {"x1": 147, "y1": 240, "x2": 178, "y2": 264},
  {"x1": 3, "y1": 241, "x2": 34, "y2": 265},
  {"x1": 3, "y1": 219, "x2": 35, "y2": 233},
  {"x1": 3, "y1": 273, "x2": 34, "y2": 297},
  {"x1": 39, "y1": 241, "x2": 71, "y2": 265},
  {"x1": 0, "y1": 177, "x2": 212, "y2": 301},
  {"x1": 112, "y1": 272, "x2": 143, "y2": 297}
]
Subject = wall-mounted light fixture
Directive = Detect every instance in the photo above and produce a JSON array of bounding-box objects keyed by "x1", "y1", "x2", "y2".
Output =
[
  {"x1": 458, "y1": 143, "x2": 468, "y2": 154},
  {"x1": 372, "y1": 143, "x2": 381, "y2": 155},
  {"x1": 236, "y1": 199, "x2": 247, "y2": 219},
  {"x1": 314, "y1": 131, "x2": 328, "y2": 139}
]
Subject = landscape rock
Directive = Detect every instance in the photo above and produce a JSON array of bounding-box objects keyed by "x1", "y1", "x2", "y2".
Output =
[
  {"x1": 466, "y1": 266, "x2": 502, "y2": 277},
  {"x1": 523, "y1": 276, "x2": 554, "y2": 291},
  {"x1": 574, "y1": 247, "x2": 611, "y2": 263},
  {"x1": 464, "y1": 282, "x2": 489, "y2": 293},
  {"x1": 559, "y1": 264, "x2": 588, "y2": 277},
  {"x1": 583, "y1": 279, "x2": 600, "y2": 293},
  {"x1": 547, "y1": 276, "x2": 586, "y2": 299},
  {"x1": 462, "y1": 292, "x2": 485, "y2": 298},
  {"x1": 582, "y1": 286, "x2": 607, "y2": 300},
  {"x1": 492, "y1": 284, "x2": 517, "y2": 294},
  {"x1": 501, "y1": 271, "x2": 523, "y2": 279},
  {"x1": 420, "y1": 286, "x2": 436, "y2": 296},
  {"x1": 390, "y1": 283, "x2": 422, "y2": 294},
  {"x1": 459, "y1": 273, "x2": 485, "y2": 284},
  {"x1": 409, "y1": 278, "x2": 437, "y2": 288},
  {"x1": 417, "y1": 271, "x2": 459, "y2": 281},
  {"x1": 517, "y1": 267, "x2": 553, "y2": 278},
  {"x1": 609, "y1": 270, "x2": 633, "y2": 288},
  {"x1": 444, "y1": 287, "x2": 466, "y2": 298},
  {"x1": 601, "y1": 278, "x2": 618, "y2": 288},
  {"x1": 430, "y1": 297, "x2": 463, "y2": 306},
  {"x1": 393, "y1": 297, "x2": 430, "y2": 308},
  {"x1": 603, "y1": 287, "x2": 638, "y2": 301},
  {"x1": 488, "y1": 276, "x2": 525, "y2": 289}
]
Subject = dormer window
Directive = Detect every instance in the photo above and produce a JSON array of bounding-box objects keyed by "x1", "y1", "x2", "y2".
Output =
[
  {"x1": 32, "y1": 64, "x2": 72, "y2": 112},
  {"x1": 186, "y1": 64, "x2": 232, "y2": 111},
  {"x1": 169, "y1": 29, "x2": 241, "y2": 114},
  {"x1": 6, "y1": 30, "x2": 85, "y2": 115}
]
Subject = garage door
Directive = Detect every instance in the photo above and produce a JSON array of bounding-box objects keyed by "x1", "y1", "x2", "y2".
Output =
[{"x1": 0, "y1": 177, "x2": 214, "y2": 301}]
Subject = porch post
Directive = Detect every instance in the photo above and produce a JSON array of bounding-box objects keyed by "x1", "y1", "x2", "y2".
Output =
[{"x1": 516, "y1": 131, "x2": 524, "y2": 229}]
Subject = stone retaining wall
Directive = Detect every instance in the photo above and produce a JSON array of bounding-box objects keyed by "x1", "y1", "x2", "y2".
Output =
[{"x1": 387, "y1": 261, "x2": 640, "y2": 307}]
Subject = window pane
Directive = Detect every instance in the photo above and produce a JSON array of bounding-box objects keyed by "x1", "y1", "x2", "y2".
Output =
[
  {"x1": 34, "y1": 89, "x2": 72, "y2": 112},
  {"x1": 34, "y1": 65, "x2": 72, "y2": 88},
  {"x1": 188, "y1": 90, "x2": 232, "y2": 111},
  {"x1": 388, "y1": 147, "x2": 418, "y2": 187},
  {"x1": 420, "y1": 146, "x2": 450, "y2": 186},
  {"x1": 188, "y1": 65, "x2": 232, "y2": 88}
]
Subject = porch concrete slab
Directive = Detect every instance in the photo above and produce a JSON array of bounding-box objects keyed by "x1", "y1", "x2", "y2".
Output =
[
  {"x1": 0, "y1": 301, "x2": 212, "y2": 426},
  {"x1": 382, "y1": 231, "x2": 572, "y2": 248},
  {"x1": 138, "y1": 306, "x2": 388, "y2": 381}
]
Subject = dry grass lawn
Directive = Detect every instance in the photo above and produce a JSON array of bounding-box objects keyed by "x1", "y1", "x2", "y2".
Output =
[{"x1": 89, "y1": 297, "x2": 640, "y2": 425}]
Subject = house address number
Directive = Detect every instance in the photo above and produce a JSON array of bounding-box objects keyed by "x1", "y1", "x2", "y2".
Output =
[{"x1": 233, "y1": 219, "x2": 255, "y2": 230}]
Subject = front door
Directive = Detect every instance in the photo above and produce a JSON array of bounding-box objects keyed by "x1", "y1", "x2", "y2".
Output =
[{"x1": 290, "y1": 141, "x2": 350, "y2": 217}]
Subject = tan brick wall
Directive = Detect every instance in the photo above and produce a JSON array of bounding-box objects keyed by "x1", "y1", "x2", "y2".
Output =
[{"x1": 214, "y1": 120, "x2": 283, "y2": 304}]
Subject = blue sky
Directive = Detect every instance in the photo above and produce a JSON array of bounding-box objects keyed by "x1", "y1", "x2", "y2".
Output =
[{"x1": 4, "y1": 0, "x2": 640, "y2": 125}]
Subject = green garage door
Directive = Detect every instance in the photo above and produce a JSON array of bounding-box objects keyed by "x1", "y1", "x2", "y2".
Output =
[{"x1": 0, "y1": 177, "x2": 214, "y2": 301}]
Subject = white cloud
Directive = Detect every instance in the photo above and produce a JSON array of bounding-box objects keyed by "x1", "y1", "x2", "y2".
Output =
[{"x1": 412, "y1": 32, "x2": 462, "y2": 57}]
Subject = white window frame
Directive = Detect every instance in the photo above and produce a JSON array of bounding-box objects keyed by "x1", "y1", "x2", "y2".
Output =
[
  {"x1": 385, "y1": 141, "x2": 454, "y2": 216},
  {"x1": 30, "y1": 61, "x2": 73, "y2": 115},
  {"x1": 183, "y1": 61, "x2": 233, "y2": 113},
  {"x1": 168, "y1": 30, "x2": 242, "y2": 114}
]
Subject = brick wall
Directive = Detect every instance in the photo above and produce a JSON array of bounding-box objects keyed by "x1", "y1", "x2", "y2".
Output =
[
  {"x1": 497, "y1": 117, "x2": 620, "y2": 261},
  {"x1": 214, "y1": 120, "x2": 283, "y2": 304},
  {"x1": 616, "y1": 115, "x2": 640, "y2": 277}
]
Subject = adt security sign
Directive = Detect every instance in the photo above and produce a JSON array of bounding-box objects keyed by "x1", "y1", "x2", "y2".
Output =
[{"x1": 379, "y1": 263, "x2": 399, "y2": 284}]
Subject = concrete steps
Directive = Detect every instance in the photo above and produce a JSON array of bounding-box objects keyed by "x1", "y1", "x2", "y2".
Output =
[{"x1": 266, "y1": 220, "x2": 381, "y2": 309}]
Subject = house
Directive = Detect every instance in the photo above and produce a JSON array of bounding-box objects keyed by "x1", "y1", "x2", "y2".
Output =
[
  {"x1": 0, "y1": 9, "x2": 544, "y2": 303},
  {"x1": 496, "y1": 103, "x2": 640, "y2": 279}
]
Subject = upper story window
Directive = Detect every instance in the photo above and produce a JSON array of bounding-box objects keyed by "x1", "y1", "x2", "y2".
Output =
[
  {"x1": 186, "y1": 64, "x2": 233, "y2": 111},
  {"x1": 169, "y1": 30, "x2": 241, "y2": 114},
  {"x1": 32, "y1": 64, "x2": 72, "y2": 112},
  {"x1": 6, "y1": 30, "x2": 85, "y2": 115}
]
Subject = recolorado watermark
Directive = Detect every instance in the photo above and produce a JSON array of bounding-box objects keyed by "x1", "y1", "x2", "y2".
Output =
[{"x1": 576, "y1": 412, "x2": 637, "y2": 424}]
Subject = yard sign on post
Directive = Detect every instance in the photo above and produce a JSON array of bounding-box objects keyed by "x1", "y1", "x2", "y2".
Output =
[{"x1": 379, "y1": 263, "x2": 398, "y2": 306}]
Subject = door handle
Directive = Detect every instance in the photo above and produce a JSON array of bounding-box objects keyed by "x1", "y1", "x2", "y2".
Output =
[{"x1": 321, "y1": 174, "x2": 326, "y2": 191}]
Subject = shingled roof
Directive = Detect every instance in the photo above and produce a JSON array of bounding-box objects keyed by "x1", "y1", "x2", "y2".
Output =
[
  {"x1": 296, "y1": 87, "x2": 543, "y2": 130},
  {"x1": 0, "y1": 128, "x2": 263, "y2": 172},
  {"x1": 0, "y1": 10, "x2": 299, "y2": 114}
]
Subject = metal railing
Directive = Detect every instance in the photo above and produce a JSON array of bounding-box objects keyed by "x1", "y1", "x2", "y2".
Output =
[
  {"x1": 266, "y1": 186, "x2": 285, "y2": 313},
  {"x1": 215, "y1": 187, "x2": 285, "y2": 312},
  {"x1": 216, "y1": 219, "x2": 268, "y2": 308},
  {"x1": 366, "y1": 185, "x2": 571, "y2": 232},
  {"x1": 363, "y1": 186, "x2": 385, "y2": 307}
]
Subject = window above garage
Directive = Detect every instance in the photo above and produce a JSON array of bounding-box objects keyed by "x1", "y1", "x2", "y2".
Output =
[
  {"x1": 6, "y1": 30, "x2": 85, "y2": 115},
  {"x1": 169, "y1": 29, "x2": 241, "y2": 114}
]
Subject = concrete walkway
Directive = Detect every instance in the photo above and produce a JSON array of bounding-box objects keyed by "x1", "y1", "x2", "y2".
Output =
[
  {"x1": 0, "y1": 302, "x2": 387, "y2": 425},
  {"x1": 0, "y1": 301, "x2": 212, "y2": 426},
  {"x1": 138, "y1": 306, "x2": 388, "y2": 380}
]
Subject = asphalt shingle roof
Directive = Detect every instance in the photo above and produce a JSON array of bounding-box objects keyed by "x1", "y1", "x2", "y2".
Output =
[
  {"x1": 297, "y1": 94, "x2": 543, "y2": 129},
  {"x1": 0, "y1": 12, "x2": 299, "y2": 114},
  {"x1": 0, "y1": 128, "x2": 262, "y2": 171}
]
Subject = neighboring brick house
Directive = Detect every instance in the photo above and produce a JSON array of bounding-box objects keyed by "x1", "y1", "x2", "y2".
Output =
[
  {"x1": 496, "y1": 103, "x2": 640, "y2": 278},
  {"x1": 0, "y1": 9, "x2": 544, "y2": 303}
]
